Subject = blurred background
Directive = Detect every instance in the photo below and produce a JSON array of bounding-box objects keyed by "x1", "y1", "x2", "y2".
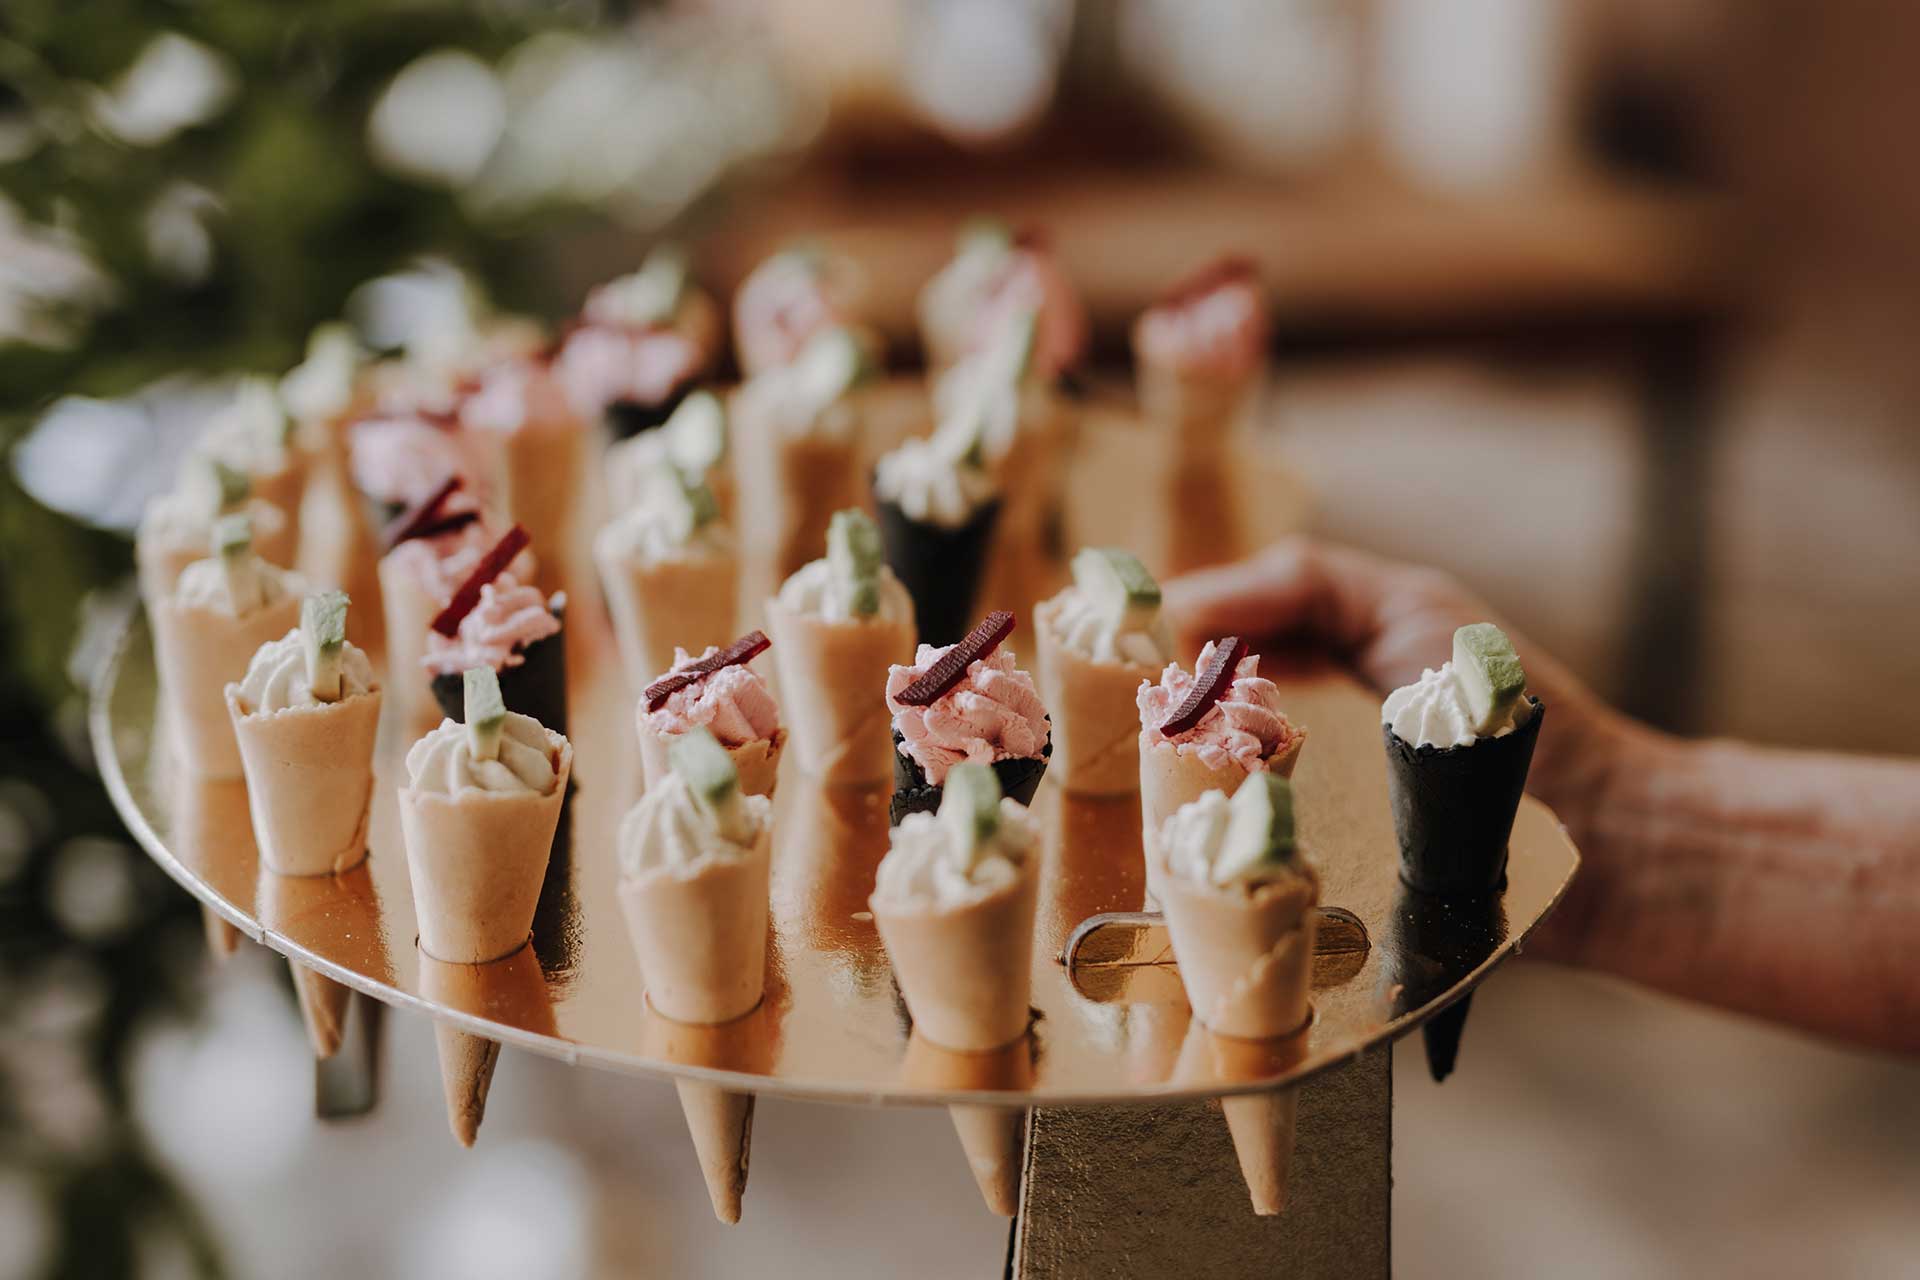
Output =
[{"x1": 3, "y1": 1, "x2": 1918, "y2": 1276}]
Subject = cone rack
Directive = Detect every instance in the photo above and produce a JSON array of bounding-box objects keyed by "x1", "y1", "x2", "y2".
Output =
[{"x1": 91, "y1": 382, "x2": 1578, "y2": 1252}]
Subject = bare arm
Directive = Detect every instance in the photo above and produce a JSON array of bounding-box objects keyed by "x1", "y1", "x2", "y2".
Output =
[{"x1": 1167, "y1": 537, "x2": 1920, "y2": 1054}]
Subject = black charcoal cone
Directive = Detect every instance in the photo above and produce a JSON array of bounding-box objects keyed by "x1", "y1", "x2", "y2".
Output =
[
  {"x1": 1383, "y1": 698, "x2": 1543, "y2": 896},
  {"x1": 1422, "y1": 997, "x2": 1472, "y2": 1083},
  {"x1": 889, "y1": 729, "x2": 1052, "y2": 826},
  {"x1": 875, "y1": 495, "x2": 1002, "y2": 647},
  {"x1": 430, "y1": 603, "x2": 569, "y2": 738},
  {"x1": 604, "y1": 389, "x2": 688, "y2": 441},
  {"x1": 1386, "y1": 885, "x2": 1505, "y2": 1084}
]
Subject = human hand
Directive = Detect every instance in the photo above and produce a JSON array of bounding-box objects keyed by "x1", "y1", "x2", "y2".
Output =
[{"x1": 1163, "y1": 537, "x2": 1641, "y2": 963}]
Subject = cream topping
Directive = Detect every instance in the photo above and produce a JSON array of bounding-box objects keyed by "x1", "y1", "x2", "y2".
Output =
[
  {"x1": 173, "y1": 555, "x2": 300, "y2": 617},
  {"x1": 642, "y1": 647, "x2": 782, "y2": 747},
  {"x1": 348, "y1": 416, "x2": 477, "y2": 508},
  {"x1": 279, "y1": 324, "x2": 362, "y2": 424},
  {"x1": 1134, "y1": 276, "x2": 1268, "y2": 380},
  {"x1": 1137, "y1": 642, "x2": 1300, "y2": 771},
  {"x1": 870, "y1": 799, "x2": 1036, "y2": 910},
  {"x1": 553, "y1": 326, "x2": 701, "y2": 419},
  {"x1": 732, "y1": 358, "x2": 861, "y2": 443},
  {"x1": 775, "y1": 559, "x2": 912, "y2": 624},
  {"x1": 404, "y1": 712, "x2": 561, "y2": 796},
  {"x1": 886, "y1": 644, "x2": 1049, "y2": 786},
  {"x1": 421, "y1": 576, "x2": 561, "y2": 675},
  {"x1": 1161, "y1": 789, "x2": 1308, "y2": 888},
  {"x1": 595, "y1": 500, "x2": 731, "y2": 567},
  {"x1": 233, "y1": 628, "x2": 376, "y2": 713},
  {"x1": 197, "y1": 377, "x2": 290, "y2": 476},
  {"x1": 139, "y1": 491, "x2": 285, "y2": 557},
  {"x1": 1038, "y1": 586, "x2": 1170, "y2": 667},
  {"x1": 458, "y1": 358, "x2": 576, "y2": 435},
  {"x1": 615, "y1": 769, "x2": 771, "y2": 881},
  {"x1": 872, "y1": 436, "x2": 996, "y2": 529},
  {"x1": 1382, "y1": 662, "x2": 1533, "y2": 749}
]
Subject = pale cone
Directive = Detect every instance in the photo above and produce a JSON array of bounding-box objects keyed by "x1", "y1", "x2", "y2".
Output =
[
  {"x1": 151, "y1": 590, "x2": 304, "y2": 779},
  {"x1": 201, "y1": 907, "x2": 242, "y2": 960},
  {"x1": 1152, "y1": 851, "x2": 1318, "y2": 1041},
  {"x1": 1135, "y1": 362, "x2": 1258, "y2": 456},
  {"x1": 642, "y1": 1005, "x2": 775, "y2": 1224},
  {"x1": 764, "y1": 596, "x2": 916, "y2": 785},
  {"x1": 871, "y1": 861, "x2": 1038, "y2": 1052},
  {"x1": 169, "y1": 775, "x2": 259, "y2": 949},
  {"x1": 618, "y1": 829, "x2": 771, "y2": 1025},
  {"x1": 399, "y1": 733, "x2": 573, "y2": 963},
  {"x1": 595, "y1": 534, "x2": 738, "y2": 700},
  {"x1": 1173, "y1": 1020, "x2": 1310, "y2": 1216},
  {"x1": 637, "y1": 723, "x2": 784, "y2": 800},
  {"x1": 902, "y1": 1032, "x2": 1034, "y2": 1217},
  {"x1": 492, "y1": 414, "x2": 586, "y2": 595},
  {"x1": 246, "y1": 459, "x2": 307, "y2": 558},
  {"x1": 136, "y1": 499, "x2": 293, "y2": 608},
  {"x1": 418, "y1": 944, "x2": 557, "y2": 1147},
  {"x1": 288, "y1": 963, "x2": 352, "y2": 1060},
  {"x1": 978, "y1": 394, "x2": 1071, "y2": 616},
  {"x1": 225, "y1": 685, "x2": 381, "y2": 876},
  {"x1": 733, "y1": 414, "x2": 862, "y2": 582},
  {"x1": 1032, "y1": 597, "x2": 1157, "y2": 795},
  {"x1": 1139, "y1": 732, "x2": 1304, "y2": 906},
  {"x1": 376, "y1": 551, "x2": 441, "y2": 729}
]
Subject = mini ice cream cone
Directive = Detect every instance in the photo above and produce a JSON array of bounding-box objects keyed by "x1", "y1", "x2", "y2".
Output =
[
  {"x1": 418, "y1": 944, "x2": 557, "y2": 1146},
  {"x1": 492, "y1": 418, "x2": 585, "y2": 595},
  {"x1": 1173, "y1": 1020, "x2": 1310, "y2": 1216},
  {"x1": 136, "y1": 499, "x2": 293, "y2": 607},
  {"x1": 764, "y1": 596, "x2": 915, "y2": 785},
  {"x1": 289, "y1": 964, "x2": 352, "y2": 1060},
  {"x1": 1140, "y1": 735, "x2": 1303, "y2": 906},
  {"x1": 257, "y1": 856, "x2": 392, "y2": 1060},
  {"x1": 151, "y1": 592, "x2": 303, "y2": 779},
  {"x1": 902, "y1": 1031, "x2": 1034, "y2": 1216},
  {"x1": 641, "y1": 1003, "x2": 776, "y2": 1224},
  {"x1": 202, "y1": 907, "x2": 241, "y2": 959},
  {"x1": 225, "y1": 684, "x2": 381, "y2": 876},
  {"x1": 596, "y1": 537, "x2": 738, "y2": 699},
  {"x1": 637, "y1": 725, "x2": 784, "y2": 801},
  {"x1": 617, "y1": 827, "x2": 771, "y2": 1026},
  {"x1": 1136, "y1": 364, "x2": 1258, "y2": 456},
  {"x1": 871, "y1": 862, "x2": 1037, "y2": 1052},
  {"x1": 399, "y1": 735, "x2": 573, "y2": 964},
  {"x1": 1033, "y1": 598, "x2": 1157, "y2": 795},
  {"x1": 1152, "y1": 852, "x2": 1317, "y2": 1041},
  {"x1": 767, "y1": 434, "x2": 862, "y2": 582},
  {"x1": 376, "y1": 551, "x2": 440, "y2": 729},
  {"x1": 977, "y1": 396, "x2": 1071, "y2": 616},
  {"x1": 246, "y1": 460, "x2": 308, "y2": 557}
]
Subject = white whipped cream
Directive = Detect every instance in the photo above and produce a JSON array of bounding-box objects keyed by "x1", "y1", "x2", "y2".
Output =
[
  {"x1": 871, "y1": 800, "x2": 1037, "y2": 910},
  {"x1": 931, "y1": 358, "x2": 1049, "y2": 466},
  {"x1": 776, "y1": 558, "x2": 912, "y2": 623},
  {"x1": 1161, "y1": 789, "x2": 1303, "y2": 888},
  {"x1": 174, "y1": 555, "x2": 300, "y2": 617},
  {"x1": 1040, "y1": 586, "x2": 1169, "y2": 667},
  {"x1": 595, "y1": 500, "x2": 730, "y2": 567},
  {"x1": 405, "y1": 713, "x2": 560, "y2": 796},
  {"x1": 734, "y1": 366, "x2": 860, "y2": 442},
  {"x1": 1382, "y1": 662, "x2": 1532, "y2": 749},
  {"x1": 197, "y1": 377, "x2": 290, "y2": 475},
  {"x1": 234, "y1": 628, "x2": 376, "y2": 713},
  {"x1": 615, "y1": 769, "x2": 771, "y2": 881},
  {"x1": 139, "y1": 491, "x2": 284, "y2": 554},
  {"x1": 873, "y1": 436, "x2": 996, "y2": 529},
  {"x1": 279, "y1": 324, "x2": 362, "y2": 424}
]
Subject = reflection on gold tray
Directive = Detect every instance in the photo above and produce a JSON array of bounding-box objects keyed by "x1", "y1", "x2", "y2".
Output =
[{"x1": 91, "y1": 385, "x2": 1576, "y2": 1107}]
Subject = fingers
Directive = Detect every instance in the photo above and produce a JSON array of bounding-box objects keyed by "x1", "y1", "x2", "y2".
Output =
[{"x1": 1164, "y1": 537, "x2": 1396, "y2": 657}]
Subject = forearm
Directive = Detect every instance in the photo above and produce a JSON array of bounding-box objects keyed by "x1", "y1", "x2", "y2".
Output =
[{"x1": 1551, "y1": 726, "x2": 1920, "y2": 1053}]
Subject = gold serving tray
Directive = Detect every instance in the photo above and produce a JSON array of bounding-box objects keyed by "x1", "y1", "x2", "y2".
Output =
[{"x1": 91, "y1": 387, "x2": 1578, "y2": 1108}]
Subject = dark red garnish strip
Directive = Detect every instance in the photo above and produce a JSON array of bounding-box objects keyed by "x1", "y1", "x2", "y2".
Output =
[
  {"x1": 430, "y1": 524, "x2": 531, "y2": 638},
  {"x1": 1158, "y1": 255, "x2": 1258, "y2": 308},
  {"x1": 645, "y1": 631, "x2": 771, "y2": 712},
  {"x1": 403, "y1": 510, "x2": 480, "y2": 545},
  {"x1": 381, "y1": 475, "x2": 467, "y2": 551},
  {"x1": 1156, "y1": 637, "x2": 1249, "y2": 736},
  {"x1": 894, "y1": 612, "x2": 1016, "y2": 707}
]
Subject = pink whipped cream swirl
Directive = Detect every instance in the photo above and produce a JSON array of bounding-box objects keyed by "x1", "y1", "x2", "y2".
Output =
[
  {"x1": 1136, "y1": 642, "x2": 1299, "y2": 771},
  {"x1": 552, "y1": 326, "x2": 702, "y2": 419},
  {"x1": 734, "y1": 259, "x2": 848, "y2": 374},
  {"x1": 1133, "y1": 265, "x2": 1268, "y2": 380},
  {"x1": 644, "y1": 646, "x2": 782, "y2": 747},
  {"x1": 387, "y1": 522, "x2": 537, "y2": 603},
  {"x1": 459, "y1": 357, "x2": 578, "y2": 434},
  {"x1": 968, "y1": 244, "x2": 1087, "y2": 380},
  {"x1": 349, "y1": 415, "x2": 481, "y2": 507},
  {"x1": 422, "y1": 573, "x2": 560, "y2": 675},
  {"x1": 885, "y1": 644, "x2": 1051, "y2": 786}
]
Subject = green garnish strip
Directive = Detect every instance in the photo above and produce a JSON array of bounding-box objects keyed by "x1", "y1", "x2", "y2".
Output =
[
  {"x1": 668, "y1": 726, "x2": 753, "y2": 844},
  {"x1": 213, "y1": 514, "x2": 263, "y2": 615},
  {"x1": 463, "y1": 667, "x2": 508, "y2": 762},
  {"x1": 938, "y1": 763, "x2": 1003, "y2": 874},
  {"x1": 301, "y1": 591, "x2": 350, "y2": 703}
]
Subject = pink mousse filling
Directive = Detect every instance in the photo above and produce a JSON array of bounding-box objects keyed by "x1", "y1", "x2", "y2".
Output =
[
  {"x1": 1133, "y1": 276, "x2": 1267, "y2": 380},
  {"x1": 349, "y1": 416, "x2": 479, "y2": 508},
  {"x1": 735, "y1": 267, "x2": 843, "y2": 372},
  {"x1": 968, "y1": 248, "x2": 1087, "y2": 380},
  {"x1": 459, "y1": 358, "x2": 579, "y2": 434},
  {"x1": 643, "y1": 646, "x2": 782, "y2": 747},
  {"x1": 885, "y1": 644, "x2": 1051, "y2": 786},
  {"x1": 1136, "y1": 642, "x2": 1299, "y2": 772},
  {"x1": 553, "y1": 326, "x2": 701, "y2": 419},
  {"x1": 386, "y1": 522, "x2": 536, "y2": 604},
  {"x1": 422, "y1": 574, "x2": 559, "y2": 674}
]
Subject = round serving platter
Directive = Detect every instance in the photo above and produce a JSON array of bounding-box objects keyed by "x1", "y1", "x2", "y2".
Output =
[{"x1": 91, "y1": 385, "x2": 1579, "y2": 1108}]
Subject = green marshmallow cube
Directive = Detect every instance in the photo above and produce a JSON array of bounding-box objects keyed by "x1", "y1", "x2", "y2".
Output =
[
  {"x1": 212, "y1": 512, "x2": 264, "y2": 615},
  {"x1": 301, "y1": 590, "x2": 350, "y2": 703},
  {"x1": 666, "y1": 390, "x2": 727, "y2": 475},
  {"x1": 939, "y1": 763, "x2": 1003, "y2": 872},
  {"x1": 1212, "y1": 771, "x2": 1297, "y2": 885},
  {"x1": 1452, "y1": 623, "x2": 1528, "y2": 736},
  {"x1": 669, "y1": 726, "x2": 753, "y2": 844},
  {"x1": 1071, "y1": 547, "x2": 1161, "y2": 635},
  {"x1": 463, "y1": 666, "x2": 508, "y2": 762},
  {"x1": 827, "y1": 508, "x2": 885, "y2": 617},
  {"x1": 794, "y1": 326, "x2": 871, "y2": 407}
]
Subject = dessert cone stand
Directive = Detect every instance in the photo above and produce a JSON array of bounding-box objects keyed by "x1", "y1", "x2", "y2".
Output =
[{"x1": 94, "y1": 381, "x2": 1579, "y2": 1277}]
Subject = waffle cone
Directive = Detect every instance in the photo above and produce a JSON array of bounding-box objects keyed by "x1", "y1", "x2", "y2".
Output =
[
  {"x1": 642, "y1": 1005, "x2": 775, "y2": 1224},
  {"x1": 151, "y1": 591, "x2": 303, "y2": 779},
  {"x1": 226, "y1": 685, "x2": 380, "y2": 876},
  {"x1": 136, "y1": 498, "x2": 293, "y2": 608},
  {"x1": 376, "y1": 552, "x2": 441, "y2": 730},
  {"x1": 902, "y1": 1032, "x2": 1034, "y2": 1216},
  {"x1": 1135, "y1": 363, "x2": 1257, "y2": 454},
  {"x1": 765, "y1": 596, "x2": 916, "y2": 784},
  {"x1": 735, "y1": 418, "x2": 862, "y2": 582},
  {"x1": 1033, "y1": 600, "x2": 1155, "y2": 794},
  {"x1": 618, "y1": 829, "x2": 771, "y2": 1025},
  {"x1": 1153, "y1": 856, "x2": 1318, "y2": 1040},
  {"x1": 595, "y1": 535, "x2": 738, "y2": 699},
  {"x1": 399, "y1": 733, "x2": 572, "y2": 963},
  {"x1": 1139, "y1": 733, "x2": 1304, "y2": 905},
  {"x1": 637, "y1": 725, "x2": 784, "y2": 800},
  {"x1": 418, "y1": 944, "x2": 557, "y2": 1146},
  {"x1": 871, "y1": 861, "x2": 1037, "y2": 1052},
  {"x1": 247, "y1": 460, "x2": 307, "y2": 558},
  {"x1": 289, "y1": 962, "x2": 351, "y2": 1060},
  {"x1": 433, "y1": 1025, "x2": 499, "y2": 1148},
  {"x1": 493, "y1": 416, "x2": 586, "y2": 593},
  {"x1": 1173, "y1": 1020, "x2": 1310, "y2": 1215}
]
